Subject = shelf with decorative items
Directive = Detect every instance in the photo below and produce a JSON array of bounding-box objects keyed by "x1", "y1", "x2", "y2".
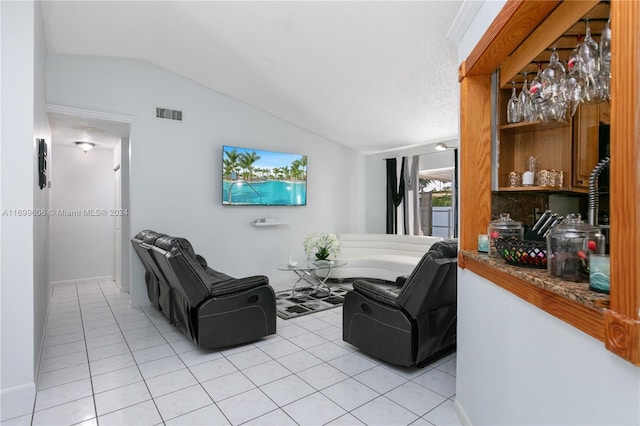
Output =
[{"x1": 495, "y1": 1, "x2": 611, "y2": 195}]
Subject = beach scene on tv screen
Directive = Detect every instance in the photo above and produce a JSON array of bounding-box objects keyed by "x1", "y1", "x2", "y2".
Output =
[{"x1": 222, "y1": 145, "x2": 307, "y2": 206}]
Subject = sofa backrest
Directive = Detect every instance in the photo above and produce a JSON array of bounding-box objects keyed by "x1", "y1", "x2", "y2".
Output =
[
  {"x1": 337, "y1": 233, "x2": 442, "y2": 258},
  {"x1": 131, "y1": 230, "x2": 167, "y2": 281}
]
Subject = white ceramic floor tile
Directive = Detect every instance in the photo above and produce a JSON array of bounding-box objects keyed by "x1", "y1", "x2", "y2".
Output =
[
  {"x1": 138, "y1": 354, "x2": 186, "y2": 379},
  {"x1": 200, "y1": 371, "x2": 255, "y2": 402},
  {"x1": 31, "y1": 396, "x2": 95, "y2": 426},
  {"x1": 297, "y1": 318, "x2": 332, "y2": 332},
  {"x1": 40, "y1": 350, "x2": 88, "y2": 374},
  {"x1": 85, "y1": 332, "x2": 126, "y2": 350},
  {"x1": 89, "y1": 352, "x2": 136, "y2": 376},
  {"x1": 0, "y1": 413, "x2": 32, "y2": 426},
  {"x1": 189, "y1": 357, "x2": 238, "y2": 382},
  {"x1": 288, "y1": 332, "x2": 328, "y2": 349},
  {"x1": 422, "y1": 400, "x2": 462, "y2": 426},
  {"x1": 276, "y1": 324, "x2": 308, "y2": 339},
  {"x1": 306, "y1": 341, "x2": 352, "y2": 361},
  {"x1": 91, "y1": 365, "x2": 143, "y2": 394},
  {"x1": 37, "y1": 363, "x2": 90, "y2": 390},
  {"x1": 216, "y1": 388, "x2": 278, "y2": 425},
  {"x1": 145, "y1": 368, "x2": 198, "y2": 398},
  {"x1": 164, "y1": 403, "x2": 230, "y2": 426},
  {"x1": 153, "y1": 384, "x2": 213, "y2": 421},
  {"x1": 83, "y1": 324, "x2": 122, "y2": 340},
  {"x1": 243, "y1": 408, "x2": 298, "y2": 426},
  {"x1": 121, "y1": 325, "x2": 161, "y2": 340},
  {"x1": 436, "y1": 357, "x2": 457, "y2": 377},
  {"x1": 132, "y1": 343, "x2": 175, "y2": 364},
  {"x1": 94, "y1": 381, "x2": 151, "y2": 416},
  {"x1": 242, "y1": 359, "x2": 292, "y2": 386},
  {"x1": 321, "y1": 377, "x2": 380, "y2": 411},
  {"x1": 226, "y1": 347, "x2": 272, "y2": 369},
  {"x1": 412, "y1": 368, "x2": 457, "y2": 398},
  {"x1": 259, "y1": 339, "x2": 301, "y2": 359},
  {"x1": 260, "y1": 374, "x2": 316, "y2": 406},
  {"x1": 351, "y1": 396, "x2": 419, "y2": 426},
  {"x1": 169, "y1": 338, "x2": 198, "y2": 354},
  {"x1": 313, "y1": 325, "x2": 343, "y2": 341},
  {"x1": 45, "y1": 323, "x2": 83, "y2": 337},
  {"x1": 329, "y1": 351, "x2": 377, "y2": 376},
  {"x1": 252, "y1": 334, "x2": 285, "y2": 348},
  {"x1": 297, "y1": 362, "x2": 349, "y2": 391},
  {"x1": 385, "y1": 381, "x2": 447, "y2": 417},
  {"x1": 42, "y1": 339, "x2": 86, "y2": 360},
  {"x1": 44, "y1": 331, "x2": 84, "y2": 347},
  {"x1": 354, "y1": 365, "x2": 408, "y2": 394},
  {"x1": 381, "y1": 363, "x2": 434, "y2": 380},
  {"x1": 88, "y1": 341, "x2": 130, "y2": 362},
  {"x1": 283, "y1": 391, "x2": 346, "y2": 425},
  {"x1": 276, "y1": 350, "x2": 323, "y2": 373},
  {"x1": 178, "y1": 348, "x2": 223, "y2": 367},
  {"x1": 118, "y1": 318, "x2": 154, "y2": 331},
  {"x1": 328, "y1": 413, "x2": 366, "y2": 425},
  {"x1": 127, "y1": 334, "x2": 169, "y2": 352},
  {"x1": 97, "y1": 400, "x2": 162, "y2": 426}
]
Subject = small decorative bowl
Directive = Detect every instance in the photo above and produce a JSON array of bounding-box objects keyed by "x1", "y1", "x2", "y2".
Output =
[{"x1": 493, "y1": 237, "x2": 547, "y2": 269}]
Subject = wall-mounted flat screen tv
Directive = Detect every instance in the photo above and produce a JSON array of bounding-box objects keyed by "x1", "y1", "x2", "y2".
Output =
[{"x1": 222, "y1": 145, "x2": 307, "y2": 206}]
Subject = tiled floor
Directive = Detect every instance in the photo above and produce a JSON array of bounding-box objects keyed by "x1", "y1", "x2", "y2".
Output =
[{"x1": 4, "y1": 280, "x2": 460, "y2": 426}]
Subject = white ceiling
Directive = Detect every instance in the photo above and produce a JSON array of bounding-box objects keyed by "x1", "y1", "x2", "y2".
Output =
[{"x1": 41, "y1": 1, "x2": 463, "y2": 154}]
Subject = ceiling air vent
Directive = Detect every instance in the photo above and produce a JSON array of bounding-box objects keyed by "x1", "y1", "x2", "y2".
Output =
[{"x1": 155, "y1": 107, "x2": 183, "y2": 121}]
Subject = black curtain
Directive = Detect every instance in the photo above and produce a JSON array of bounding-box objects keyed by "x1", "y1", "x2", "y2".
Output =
[{"x1": 386, "y1": 158, "x2": 405, "y2": 234}]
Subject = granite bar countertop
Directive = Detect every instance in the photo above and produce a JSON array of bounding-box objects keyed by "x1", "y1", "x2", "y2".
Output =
[{"x1": 461, "y1": 250, "x2": 610, "y2": 309}]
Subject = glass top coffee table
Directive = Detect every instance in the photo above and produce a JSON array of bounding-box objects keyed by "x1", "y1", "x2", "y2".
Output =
[{"x1": 277, "y1": 260, "x2": 346, "y2": 297}]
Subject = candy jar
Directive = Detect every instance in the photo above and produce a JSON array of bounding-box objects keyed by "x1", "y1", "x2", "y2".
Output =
[
  {"x1": 546, "y1": 213, "x2": 605, "y2": 282},
  {"x1": 488, "y1": 213, "x2": 524, "y2": 258}
]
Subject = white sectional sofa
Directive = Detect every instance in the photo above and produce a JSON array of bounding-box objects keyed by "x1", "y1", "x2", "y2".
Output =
[{"x1": 317, "y1": 233, "x2": 443, "y2": 282}]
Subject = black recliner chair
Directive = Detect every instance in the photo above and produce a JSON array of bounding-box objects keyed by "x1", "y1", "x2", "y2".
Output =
[
  {"x1": 132, "y1": 232, "x2": 276, "y2": 348},
  {"x1": 131, "y1": 230, "x2": 172, "y2": 317},
  {"x1": 342, "y1": 239, "x2": 458, "y2": 367}
]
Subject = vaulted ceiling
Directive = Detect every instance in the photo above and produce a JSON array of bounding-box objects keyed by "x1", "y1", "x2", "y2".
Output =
[{"x1": 41, "y1": 1, "x2": 462, "y2": 154}]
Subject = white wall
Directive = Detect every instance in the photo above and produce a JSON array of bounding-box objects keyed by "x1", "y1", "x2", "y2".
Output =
[
  {"x1": 1, "y1": 0, "x2": 50, "y2": 420},
  {"x1": 457, "y1": 269, "x2": 640, "y2": 425},
  {"x1": 47, "y1": 55, "x2": 364, "y2": 306},
  {"x1": 455, "y1": 2, "x2": 640, "y2": 425},
  {"x1": 50, "y1": 145, "x2": 115, "y2": 282}
]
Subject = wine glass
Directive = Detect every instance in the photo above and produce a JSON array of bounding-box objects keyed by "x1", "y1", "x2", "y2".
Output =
[
  {"x1": 529, "y1": 63, "x2": 549, "y2": 121},
  {"x1": 519, "y1": 72, "x2": 536, "y2": 122},
  {"x1": 579, "y1": 19, "x2": 603, "y2": 103},
  {"x1": 542, "y1": 48, "x2": 567, "y2": 121},
  {"x1": 507, "y1": 81, "x2": 521, "y2": 123}
]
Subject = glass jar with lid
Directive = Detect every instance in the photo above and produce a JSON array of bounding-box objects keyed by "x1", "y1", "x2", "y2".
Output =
[
  {"x1": 488, "y1": 213, "x2": 524, "y2": 257},
  {"x1": 546, "y1": 213, "x2": 605, "y2": 282}
]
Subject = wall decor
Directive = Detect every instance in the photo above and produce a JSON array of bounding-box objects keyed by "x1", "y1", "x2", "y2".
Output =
[
  {"x1": 37, "y1": 138, "x2": 47, "y2": 189},
  {"x1": 222, "y1": 145, "x2": 307, "y2": 206}
]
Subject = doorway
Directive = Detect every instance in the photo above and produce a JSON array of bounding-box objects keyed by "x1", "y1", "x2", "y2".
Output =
[{"x1": 47, "y1": 105, "x2": 133, "y2": 291}]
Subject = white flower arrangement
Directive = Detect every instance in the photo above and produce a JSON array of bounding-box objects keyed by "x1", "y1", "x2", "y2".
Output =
[{"x1": 303, "y1": 232, "x2": 340, "y2": 261}]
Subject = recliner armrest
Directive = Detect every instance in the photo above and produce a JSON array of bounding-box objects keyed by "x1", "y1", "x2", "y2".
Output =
[
  {"x1": 208, "y1": 275, "x2": 269, "y2": 297},
  {"x1": 353, "y1": 279, "x2": 402, "y2": 308}
]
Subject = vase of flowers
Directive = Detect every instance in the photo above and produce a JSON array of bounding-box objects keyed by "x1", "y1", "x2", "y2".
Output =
[{"x1": 304, "y1": 232, "x2": 340, "y2": 261}]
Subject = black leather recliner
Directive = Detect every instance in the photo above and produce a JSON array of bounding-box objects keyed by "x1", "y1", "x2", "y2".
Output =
[
  {"x1": 132, "y1": 231, "x2": 276, "y2": 348},
  {"x1": 342, "y1": 239, "x2": 458, "y2": 367},
  {"x1": 131, "y1": 230, "x2": 172, "y2": 318}
]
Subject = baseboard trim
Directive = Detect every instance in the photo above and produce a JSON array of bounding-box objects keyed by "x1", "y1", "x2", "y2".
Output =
[
  {"x1": 50, "y1": 276, "x2": 114, "y2": 287},
  {"x1": 454, "y1": 397, "x2": 472, "y2": 426},
  {"x1": 0, "y1": 383, "x2": 35, "y2": 422}
]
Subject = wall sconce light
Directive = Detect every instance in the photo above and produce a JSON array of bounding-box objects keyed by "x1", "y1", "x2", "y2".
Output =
[
  {"x1": 435, "y1": 142, "x2": 448, "y2": 151},
  {"x1": 75, "y1": 141, "x2": 96, "y2": 153}
]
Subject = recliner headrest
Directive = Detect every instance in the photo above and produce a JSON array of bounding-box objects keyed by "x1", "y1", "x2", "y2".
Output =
[
  {"x1": 141, "y1": 231, "x2": 167, "y2": 245},
  {"x1": 154, "y1": 236, "x2": 197, "y2": 260},
  {"x1": 428, "y1": 240, "x2": 458, "y2": 259}
]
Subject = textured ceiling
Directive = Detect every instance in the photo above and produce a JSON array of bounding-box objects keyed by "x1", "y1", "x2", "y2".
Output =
[{"x1": 41, "y1": 1, "x2": 462, "y2": 154}]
